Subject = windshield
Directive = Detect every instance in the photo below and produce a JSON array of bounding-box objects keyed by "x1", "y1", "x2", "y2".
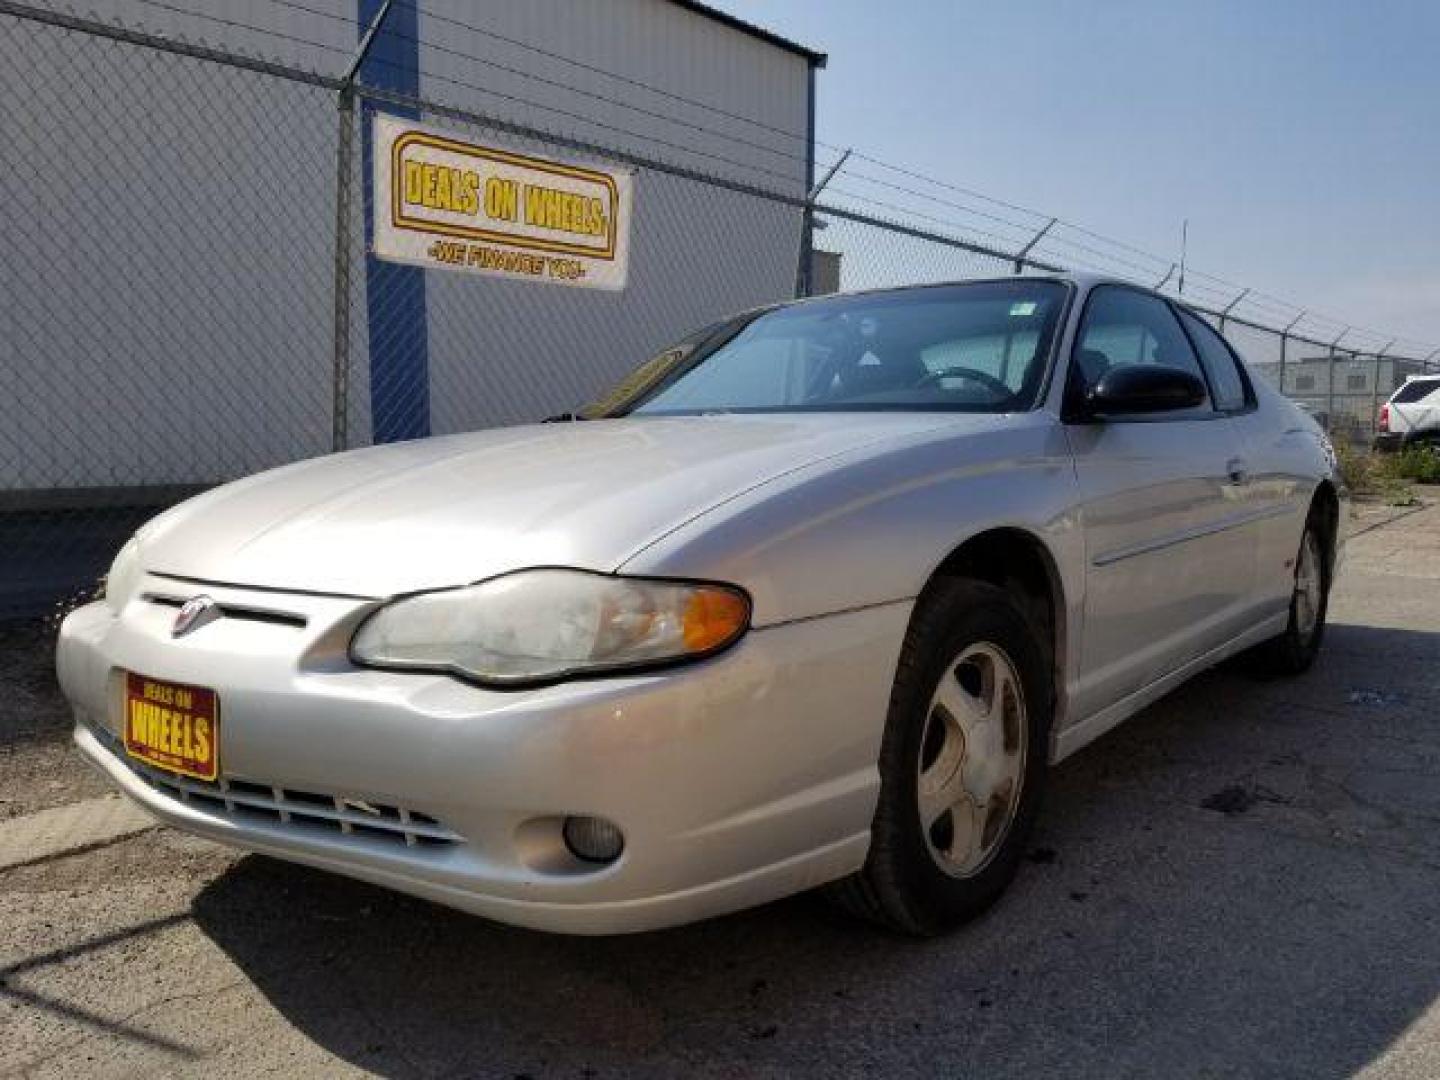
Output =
[{"x1": 592, "y1": 280, "x2": 1069, "y2": 417}]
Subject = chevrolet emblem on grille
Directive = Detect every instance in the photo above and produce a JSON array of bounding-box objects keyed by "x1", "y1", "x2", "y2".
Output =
[{"x1": 172, "y1": 595, "x2": 220, "y2": 638}]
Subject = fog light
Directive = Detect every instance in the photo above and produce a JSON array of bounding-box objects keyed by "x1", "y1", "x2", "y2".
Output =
[{"x1": 562, "y1": 815, "x2": 624, "y2": 864}]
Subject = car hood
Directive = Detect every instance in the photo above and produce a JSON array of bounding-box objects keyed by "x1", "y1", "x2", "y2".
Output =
[{"x1": 136, "y1": 414, "x2": 962, "y2": 597}]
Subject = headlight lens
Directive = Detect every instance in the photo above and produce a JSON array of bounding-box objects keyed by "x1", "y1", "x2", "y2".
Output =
[
  {"x1": 103, "y1": 538, "x2": 142, "y2": 614},
  {"x1": 350, "y1": 569, "x2": 751, "y2": 686}
]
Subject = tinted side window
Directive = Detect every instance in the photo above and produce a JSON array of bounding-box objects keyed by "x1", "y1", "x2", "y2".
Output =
[
  {"x1": 1393, "y1": 379, "x2": 1440, "y2": 404},
  {"x1": 1177, "y1": 308, "x2": 1249, "y2": 411},
  {"x1": 1072, "y1": 287, "x2": 1209, "y2": 408}
]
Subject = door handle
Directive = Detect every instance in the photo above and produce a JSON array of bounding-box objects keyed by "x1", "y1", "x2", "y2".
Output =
[{"x1": 1226, "y1": 458, "x2": 1250, "y2": 485}]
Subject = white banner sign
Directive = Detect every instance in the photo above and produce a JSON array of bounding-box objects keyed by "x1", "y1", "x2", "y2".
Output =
[{"x1": 372, "y1": 115, "x2": 633, "y2": 291}]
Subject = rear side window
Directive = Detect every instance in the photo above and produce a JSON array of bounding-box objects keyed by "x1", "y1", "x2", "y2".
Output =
[
  {"x1": 1177, "y1": 308, "x2": 1249, "y2": 411},
  {"x1": 1071, "y1": 287, "x2": 1210, "y2": 409},
  {"x1": 1393, "y1": 379, "x2": 1440, "y2": 404}
]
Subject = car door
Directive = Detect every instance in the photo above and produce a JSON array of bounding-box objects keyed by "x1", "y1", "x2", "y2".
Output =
[
  {"x1": 1063, "y1": 286, "x2": 1254, "y2": 719},
  {"x1": 1173, "y1": 305, "x2": 1294, "y2": 626}
]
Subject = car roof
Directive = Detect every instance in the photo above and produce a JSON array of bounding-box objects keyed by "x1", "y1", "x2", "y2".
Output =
[{"x1": 782, "y1": 271, "x2": 1127, "y2": 309}]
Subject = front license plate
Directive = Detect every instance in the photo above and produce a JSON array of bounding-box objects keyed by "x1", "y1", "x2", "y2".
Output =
[{"x1": 123, "y1": 672, "x2": 220, "y2": 781}]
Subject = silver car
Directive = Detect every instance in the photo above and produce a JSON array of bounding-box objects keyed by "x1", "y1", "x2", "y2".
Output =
[{"x1": 57, "y1": 274, "x2": 1344, "y2": 935}]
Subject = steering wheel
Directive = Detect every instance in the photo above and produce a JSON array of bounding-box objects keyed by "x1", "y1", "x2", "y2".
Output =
[{"x1": 913, "y1": 365, "x2": 1013, "y2": 399}]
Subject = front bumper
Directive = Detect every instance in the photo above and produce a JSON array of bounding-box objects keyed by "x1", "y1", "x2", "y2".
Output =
[{"x1": 58, "y1": 578, "x2": 908, "y2": 933}]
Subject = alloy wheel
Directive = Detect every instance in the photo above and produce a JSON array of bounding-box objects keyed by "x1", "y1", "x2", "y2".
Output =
[
  {"x1": 1294, "y1": 529, "x2": 1323, "y2": 640},
  {"x1": 916, "y1": 642, "x2": 1027, "y2": 878}
]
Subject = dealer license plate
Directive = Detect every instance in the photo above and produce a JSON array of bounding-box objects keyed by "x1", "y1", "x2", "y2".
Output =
[{"x1": 122, "y1": 672, "x2": 220, "y2": 782}]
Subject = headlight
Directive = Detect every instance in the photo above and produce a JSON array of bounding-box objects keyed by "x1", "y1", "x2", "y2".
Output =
[
  {"x1": 350, "y1": 569, "x2": 751, "y2": 686},
  {"x1": 103, "y1": 538, "x2": 142, "y2": 614}
]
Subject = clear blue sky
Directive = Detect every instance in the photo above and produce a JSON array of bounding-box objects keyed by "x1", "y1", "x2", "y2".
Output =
[{"x1": 724, "y1": 0, "x2": 1440, "y2": 349}]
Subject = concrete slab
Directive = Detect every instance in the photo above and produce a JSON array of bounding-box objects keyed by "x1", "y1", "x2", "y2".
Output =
[{"x1": 0, "y1": 793, "x2": 154, "y2": 872}]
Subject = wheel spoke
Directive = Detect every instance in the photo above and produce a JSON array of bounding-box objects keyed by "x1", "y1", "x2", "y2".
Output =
[
  {"x1": 919, "y1": 761, "x2": 967, "y2": 828},
  {"x1": 1293, "y1": 530, "x2": 1322, "y2": 637},
  {"x1": 986, "y1": 665, "x2": 1014, "y2": 724},
  {"x1": 932, "y1": 668, "x2": 987, "y2": 736},
  {"x1": 941, "y1": 796, "x2": 986, "y2": 869},
  {"x1": 917, "y1": 711, "x2": 967, "y2": 827}
]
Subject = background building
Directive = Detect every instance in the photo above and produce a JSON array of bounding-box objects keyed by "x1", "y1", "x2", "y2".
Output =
[{"x1": 1, "y1": 0, "x2": 824, "y2": 613}]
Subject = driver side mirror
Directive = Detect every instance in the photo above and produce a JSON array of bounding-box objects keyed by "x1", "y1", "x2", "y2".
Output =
[{"x1": 1082, "y1": 365, "x2": 1206, "y2": 418}]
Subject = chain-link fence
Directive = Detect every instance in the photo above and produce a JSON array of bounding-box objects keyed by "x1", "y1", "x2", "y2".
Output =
[{"x1": 2, "y1": 1, "x2": 1437, "y2": 618}]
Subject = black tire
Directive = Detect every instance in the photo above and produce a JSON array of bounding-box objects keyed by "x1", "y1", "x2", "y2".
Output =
[
  {"x1": 828, "y1": 578, "x2": 1052, "y2": 936},
  {"x1": 1248, "y1": 508, "x2": 1331, "y2": 677}
]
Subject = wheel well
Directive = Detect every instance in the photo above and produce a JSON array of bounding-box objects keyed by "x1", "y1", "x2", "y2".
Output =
[{"x1": 927, "y1": 528, "x2": 1064, "y2": 700}]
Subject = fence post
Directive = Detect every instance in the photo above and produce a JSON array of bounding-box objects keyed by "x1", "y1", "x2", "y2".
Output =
[
  {"x1": 1372, "y1": 340, "x2": 1394, "y2": 438},
  {"x1": 329, "y1": 0, "x2": 394, "y2": 453},
  {"x1": 1218, "y1": 287, "x2": 1249, "y2": 335},
  {"x1": 330, "y1": 89, "x2": 355, "y2": 453},
  {"x1": 1278, "y1": 310, "x2": 1304, "y2": 396},
  {"x1": 1327, "y1": 328, "x2": 1348, "y2": 437},
  {"x1": 795, "y1": 147, "x2": 850, "y2": 298},
  {"x1": 1012, "y1": 217, "x2": 1056, "y2": 275}
]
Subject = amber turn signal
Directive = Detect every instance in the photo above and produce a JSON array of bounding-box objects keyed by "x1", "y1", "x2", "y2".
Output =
[{"x1": 682, "y1": 587, "x2": 751, "y2": 652}]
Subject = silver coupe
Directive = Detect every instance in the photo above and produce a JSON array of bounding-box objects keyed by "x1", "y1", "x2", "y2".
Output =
[{"x1": 58, "y1": 274, "x2": 1344, "y2": 935}]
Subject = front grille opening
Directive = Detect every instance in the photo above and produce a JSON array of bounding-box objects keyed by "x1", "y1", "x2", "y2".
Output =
[
  {"x1": 141, "y1": 593, "x2": 308, "y2": 629},
  {"x1": 284, "y1": 788, "x2": 334, "y2": 810},
  {"x1": 90, "y1": 722, "x2": 461, "y2": 851}
]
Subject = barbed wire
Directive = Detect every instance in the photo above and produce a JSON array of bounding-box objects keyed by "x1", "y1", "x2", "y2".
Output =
[
  {"x1": 119, "y1": 0, "x2": 832, "y2": 192},
  {"x1": 251, "y1": 0, "x2": 817, "y2": 171}
]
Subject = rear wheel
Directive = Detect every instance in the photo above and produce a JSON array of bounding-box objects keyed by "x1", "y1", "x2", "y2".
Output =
[
  {"x1": 1250, "y1": 510, "x2": 1330, "y2": 676},
  {"x1": 828, "y1": 579, "x2": 1051, "y2": 935}
]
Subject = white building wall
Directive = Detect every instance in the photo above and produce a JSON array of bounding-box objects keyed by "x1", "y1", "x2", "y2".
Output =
[{"x1": 1, "y1": 0, "x2": 816, "y2": 488}]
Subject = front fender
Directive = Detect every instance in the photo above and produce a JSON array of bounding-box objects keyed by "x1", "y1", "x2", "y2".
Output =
[{"x1": 619, "y1": 416, "x2": 1084, "y2": 634}]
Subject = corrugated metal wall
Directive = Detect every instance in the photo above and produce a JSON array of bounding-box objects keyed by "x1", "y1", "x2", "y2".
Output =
[{"x1": 4, "y1": 0, "x2": 813, "y2": 489}]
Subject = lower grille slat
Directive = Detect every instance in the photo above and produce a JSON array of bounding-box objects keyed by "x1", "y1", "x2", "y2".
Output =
[{"x1": 90, "y1": 722, "x2": 462, "y2": 851}]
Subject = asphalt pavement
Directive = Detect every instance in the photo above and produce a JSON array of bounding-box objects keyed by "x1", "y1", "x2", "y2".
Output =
[{"x1": 2, "y1": 501, "x2": 1438, "y2": 1078}]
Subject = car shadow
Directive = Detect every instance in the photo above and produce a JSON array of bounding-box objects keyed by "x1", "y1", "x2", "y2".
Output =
[{"x1": 192, "y1": 621, "x2": 1440, "y2": 1079}]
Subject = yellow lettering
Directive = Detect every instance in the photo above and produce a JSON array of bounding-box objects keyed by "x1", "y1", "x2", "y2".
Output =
[
  {"x1": 193, "y1": 716, "x2": 211, "y2": 765},
  {"x1": 521, "y1": 185, "x2": 608, "y2": 238},
  {"x1": 484, "y1": 177, "x2": 516, "y2": 221},
  {"x1": 404, "y1": 160, "x2": 424, "y2": 205}
]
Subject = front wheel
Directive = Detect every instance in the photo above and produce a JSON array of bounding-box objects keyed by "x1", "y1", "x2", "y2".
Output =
[
  {"x1": 1249, "y1": 511, "x2": 1330, "y2": 676},
  {"x1": 828, "y1": 579, "x2": 1052, "y2": 935}
]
